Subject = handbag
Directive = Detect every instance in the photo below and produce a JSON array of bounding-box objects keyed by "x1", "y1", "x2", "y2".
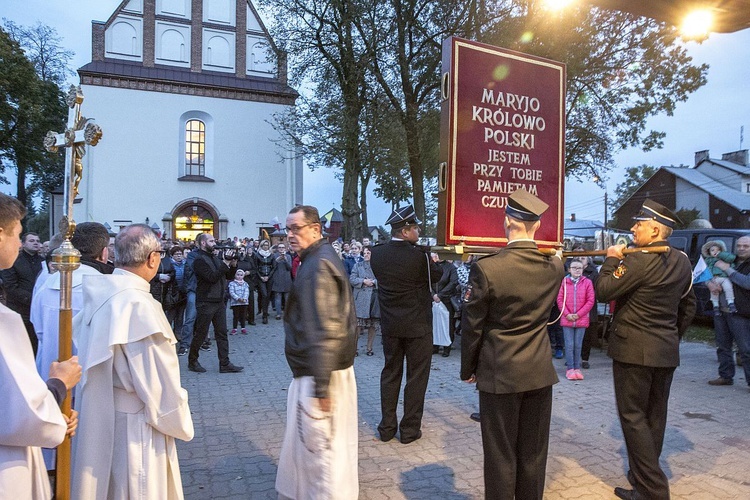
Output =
[{"x1": 369, "y1": 289, "x2": 380, "y2": 319}]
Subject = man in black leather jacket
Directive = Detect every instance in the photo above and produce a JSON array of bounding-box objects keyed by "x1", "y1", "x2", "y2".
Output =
[{"x1": 275, "y1": 205, "x2": 358, "y2": 499}]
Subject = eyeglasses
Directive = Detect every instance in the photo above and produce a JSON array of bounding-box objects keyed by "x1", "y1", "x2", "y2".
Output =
[{"x1": 285, "y1": 223, "x2": 318, "y2": 234}]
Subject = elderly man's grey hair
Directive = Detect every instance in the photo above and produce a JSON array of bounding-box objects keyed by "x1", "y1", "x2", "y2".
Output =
[{"x1": 114, "y1": 223, "x2": 161, "y2": 267}]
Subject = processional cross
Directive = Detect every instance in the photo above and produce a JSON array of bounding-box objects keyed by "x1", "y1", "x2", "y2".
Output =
[{"x1": 43, "y1": 85, "x2": 102, "y2": 500}]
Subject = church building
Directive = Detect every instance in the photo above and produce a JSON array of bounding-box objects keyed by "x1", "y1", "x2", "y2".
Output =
[{"x1": 75, "y1": 0, "x2": 301, "y2": 241}]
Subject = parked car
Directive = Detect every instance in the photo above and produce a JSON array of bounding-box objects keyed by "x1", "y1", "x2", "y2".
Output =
[{"x1": 668, "y1": 228, "x2": 749, "y2": 317}]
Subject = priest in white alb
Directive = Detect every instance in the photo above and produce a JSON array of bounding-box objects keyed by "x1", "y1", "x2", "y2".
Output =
[
  {"x1": 0, "y1": 193, "x2": 81, "y2": 499},
  {"x1": 30, "y1": 221, "x2": 111, "y2": 471},
  {"x1": 71, "y1": 223, "x2": 194, "y2": 499}
]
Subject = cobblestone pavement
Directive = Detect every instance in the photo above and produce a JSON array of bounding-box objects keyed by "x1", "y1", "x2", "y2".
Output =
[{"x1": 178, "y1": 313, "x2": 750, "y2": 499}]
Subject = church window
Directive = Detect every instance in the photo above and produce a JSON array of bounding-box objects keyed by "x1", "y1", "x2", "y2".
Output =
[{"x1": 185, "y1": 120, "x2": 205, "y2": 176}]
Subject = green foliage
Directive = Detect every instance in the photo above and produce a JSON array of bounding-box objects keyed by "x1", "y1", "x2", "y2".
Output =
[
  {"x1": 263, "y1": 0, "x2": 707, "y2": 239},
  {"x1": 611, "y1": 164, "x2": 659, "y2": 209},
  {"x1": 0, "y1": 23, "x2": 68, "y2": 211},
  {"x1": 675, "y1": 207, "x2": 701, "y2": 229},
  {"x1": 25, "y1": 207, "x2": 50, "y2": 241}
]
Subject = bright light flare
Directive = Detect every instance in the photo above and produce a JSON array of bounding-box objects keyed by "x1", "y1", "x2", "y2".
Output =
[
  {"x1": 541, "y1": 0, "x2": 575, "y2": 11},
  {"x1": 681, "y1": 9, "x2": 713, "y2": 39}
]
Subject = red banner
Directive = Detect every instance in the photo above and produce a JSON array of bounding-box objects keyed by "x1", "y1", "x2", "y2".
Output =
[{"x1": 437, "y1": 37, "x2": 566, "y2": 247}]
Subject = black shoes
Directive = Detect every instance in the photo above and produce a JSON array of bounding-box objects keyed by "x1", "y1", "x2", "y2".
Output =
[
  {"x1": 200, "y1": 341, "x2": 211, "y2": 352},
  {"x1": 379, "y1": 430, "x2": 395, "y2": 442},
  {"x1": 614, "y1": 487, "x2": 642, "y2": 500},
  {"x1": 470, "y1": 412, "x2": 481, "y2": 422},
  {"x1": 400, "y1": 430, "x2": 422, "y2": 444},
  {"x1": 262, "y1": 317, "x2": 268, "y2": 324},
  {"x1": 582, "y1": 360, "x2": 590, "y2": 369},
  {"x1": 177, "y1": 347, "x2": 188, "y2": 356},
  {"x1": 708, "y1": 377, "x2": 733, "y2": 386},
  {"x1": 188, "y1": 362, "x2": 206, "y2": 373},
  {"x1": 219, "y1": 362, "x2": 244, "y2": 373},
  {"x1": 442, "y1": 346, "x2": 451, "y2": 357}
]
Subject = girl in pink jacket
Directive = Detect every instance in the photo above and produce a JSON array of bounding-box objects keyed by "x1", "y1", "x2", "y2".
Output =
[{"x1": 557, "y1": 261, "x2": 595, "y2": 380}]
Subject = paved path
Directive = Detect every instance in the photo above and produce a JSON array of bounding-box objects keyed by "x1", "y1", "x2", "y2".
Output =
[{"x1": 178, "y1": 315, "x2": 750, "y2": 499}]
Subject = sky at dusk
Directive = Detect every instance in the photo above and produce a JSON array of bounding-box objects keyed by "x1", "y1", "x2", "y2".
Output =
[{"x1": 2, "y1": 0, "x2": 749, "y2": 227}]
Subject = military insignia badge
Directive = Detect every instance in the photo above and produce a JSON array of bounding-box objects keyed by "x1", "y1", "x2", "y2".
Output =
[
  {"x1": 613, "y1": 264, "x2": 627, "y2": 279},
  {"x1": 463, "y1": 284, "x2": 473, "y2": 303}
]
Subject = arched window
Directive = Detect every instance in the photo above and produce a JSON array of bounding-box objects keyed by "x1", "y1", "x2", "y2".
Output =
[{"x1": 185, "y1": 119, "x2": 205, "y2": 176}]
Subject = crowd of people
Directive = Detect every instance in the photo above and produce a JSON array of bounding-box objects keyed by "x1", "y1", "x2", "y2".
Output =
[{"x1": 5, "y1": 189, "x2": 750, "y2": 500}]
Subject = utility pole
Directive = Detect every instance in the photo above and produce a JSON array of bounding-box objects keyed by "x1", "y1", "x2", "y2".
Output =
[{"x1": 603, "y1": 190, "x2": 608, "y2": 248}]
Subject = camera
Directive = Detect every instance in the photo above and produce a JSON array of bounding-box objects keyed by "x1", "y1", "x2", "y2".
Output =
[{"x1": 214, "y1": 245, "x2": 237, "y2": 260}]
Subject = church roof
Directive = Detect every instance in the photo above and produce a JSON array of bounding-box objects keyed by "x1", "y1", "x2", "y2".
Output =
[{"x1": 79, "y1": 60, "x2": 298, "y2": 100}]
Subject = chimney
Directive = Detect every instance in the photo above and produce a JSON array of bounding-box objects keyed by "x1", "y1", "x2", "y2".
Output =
[
  {"x1": 721, "y1": 150, "x2": 749, "y2": 166},
  {"x1": 570, "y1": 213, "x2": 576, "y2": 222},
  {"x1": 694, "y1": 150, "x2": 709, "y2": 167}
]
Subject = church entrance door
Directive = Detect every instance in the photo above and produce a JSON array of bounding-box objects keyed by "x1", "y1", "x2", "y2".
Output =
[{"x1": 173, "y1": 202, "x2": 217, "y2": 242}]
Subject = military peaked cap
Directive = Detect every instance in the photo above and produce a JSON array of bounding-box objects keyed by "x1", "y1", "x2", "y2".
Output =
[
  {"x1": 386, "y1": 205, "x2": 421, "y2": 229},
  {"x1": 632, "y1": 199, "x2": 681, "y2": 228},
  {"x1": 505, "y1": 188, "x2": 549, "y2": 222}
]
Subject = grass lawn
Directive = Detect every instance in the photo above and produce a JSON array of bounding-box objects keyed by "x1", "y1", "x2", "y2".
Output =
[{"x1": 683, "y1": 321, "x2": 716, "y2": 345}]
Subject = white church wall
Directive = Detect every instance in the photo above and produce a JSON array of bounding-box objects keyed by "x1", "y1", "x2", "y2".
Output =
[
  {"x1": 105, "y1": 15, "x2": 143, "y2": 61},
  {"x1": 77, "y1": 85, "x2": 300, "y2": 239},
  {"x1": 155, "y1": 21, "x2": 191, "y2": 67}
]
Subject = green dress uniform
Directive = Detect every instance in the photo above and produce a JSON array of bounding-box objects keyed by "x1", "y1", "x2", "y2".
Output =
[
  {"x1": 596, "y1": 241, "x2": 695, "y2": 500},
  {"x1": 461, "y1": 239, "x2": 564, "y2": 500}
]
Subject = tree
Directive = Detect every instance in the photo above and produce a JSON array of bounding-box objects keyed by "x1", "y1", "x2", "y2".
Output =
[
  {"x1": 675, "y1": 208, "x2": 700, "y2": 229},
  {"x1": 0, "y1": 22, "x2": 69, "y2": 213},
  {"x1": 476, "y1": 3, "x2": 706, "y2": 181},
  {"x1": 265, "y1": 0, "x2": 707, "y2": 236},
  {"x1": 356, "y1": 0, "x2": 485, "y2": 226},
  {"x1": 608, "y1": 164, "x2": 657, "y2": 227},
  {"x1": 611, "y1": 164, "x2": 658, "y2": 210},
  {"x1": 260, "y1": 0, "x2": 371, "y2": 240},
  {"x1": 3, "y1": 20, "x2": 75, "y2": 85}
]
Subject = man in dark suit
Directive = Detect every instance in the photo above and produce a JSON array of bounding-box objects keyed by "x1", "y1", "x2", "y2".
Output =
[
  {"x1": 461, "y1": 189, "x2": 564, "y2": 500},
  {"x1": 370, "y1": 205, "x2": 441, "y2": 444},
  {"x1": 596, "y1": 199, "x2": 695, "y2": 500}
]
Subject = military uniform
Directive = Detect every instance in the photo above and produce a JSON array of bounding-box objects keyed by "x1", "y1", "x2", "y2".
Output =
[
  {"x1": 460, "y1": 189, "x2": 564, "y2": 500},
  {"x1": 597, "y1": 242, "x2": 695, "y2": 499},
  {"x1": 370, "y1": 205, "x2": 441, "y2": 444},
  {"x1": 597, "y1": 199, "x2": 696, "y2": 500}
]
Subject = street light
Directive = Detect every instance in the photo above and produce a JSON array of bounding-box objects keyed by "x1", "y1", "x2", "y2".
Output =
[{"x1": 593, "y1": 176, "x2": 608, "y2": 250}]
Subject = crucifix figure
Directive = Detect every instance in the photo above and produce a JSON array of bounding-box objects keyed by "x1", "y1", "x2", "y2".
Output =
[
  {"x1": 44, "y1": 85, "x2": 102, "y2": 239},
  {"x1": 43, "y1": 84, "x2": 102, "y2": 500}
]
